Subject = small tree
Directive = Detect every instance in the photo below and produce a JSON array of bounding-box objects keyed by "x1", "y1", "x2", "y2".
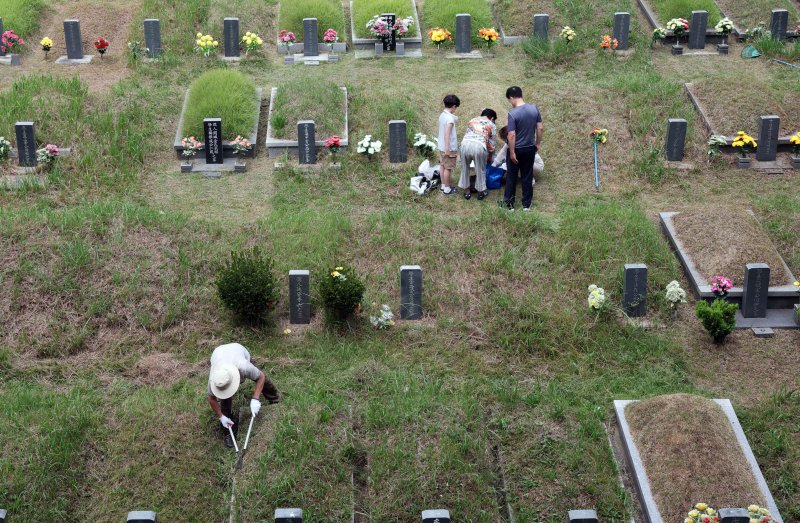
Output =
[
  {"x1": 696, "y1": 299, "x2": 738, "y2": 343},
  {"x1": 319, "y1": 265, "x2": 365, "y2": 326},
  {"x1": 216, "y1": 246, "x2": 278, "y2": 324}
]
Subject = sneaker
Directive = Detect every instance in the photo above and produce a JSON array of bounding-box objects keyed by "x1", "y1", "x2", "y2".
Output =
[
  {"x1": 523, "y1": 207, "x2": 530, "y2": 212},
  {"x1": 441, "y1": 187, "x2": 457, "y2": 196},
  {"x1": 224, "y1": 433, "x2": 235, "y2": 449}
]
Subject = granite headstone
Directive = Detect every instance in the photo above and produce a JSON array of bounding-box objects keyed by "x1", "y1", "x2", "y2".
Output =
[
  {"x1": 303, "y1": 18, "x2": 319, "y2": 56},
  {"x1": 567, "y1": 509, "x2": 599, "y2": 523},
  {"x1": 224, "y1": 18, "x2": 240, "y2": 58},
  {"x1": 533, "y1": 14, "x2": 549, "y2": 40},
  {"x1": 400, "y1": 265, "x2": 422, "y2": 319},
  {"x1": 421, "y1": 509, "x2": 451, "y2": 523},
  {"x1": 383, "y1": 13, "x2": 397, "y2": 51},
  {"x1": 297, "y1": 120, "x2": 316, "y2": 164},
  {"x1": 742, "y1": 263, "x2": 769, "y2": 318},
  {"x1": 289, "y1": 270, "x2": 311, "y2": 324},
  {"x1": 665, "y1": 118, "x2": 687, "y2": 161},
  {"x1": 144, "y1": 19, "x2": 162, "y2": 58},
  {"x1": 64, "y1": 19, "x2": 84, "y2": 59},
  {"x1": 203, "y1": 118, "x2": 223, "y2": 164},
  {"x1": 756, "y1": 115, "x2": 779, "y2": 162},
  {"x1": 127, "y1": 511, "x2": 157, "y2": 523},
  {"x1": 0, "y1": 18, "x2": 5, "y2": 57},
  {"x1": 770, "y1": 9, "x2": 788, "y2": 41},
  {"x1": 613, "y1": 13, "x2": 631, "y2": 50},
  {"x1": 623, "y1": 263, "x2": 648, "y2": 317},
  {"x1": 456, "y1": 14, "x2": 471, "y2": 53},
  {"x1": 719, "y1": 508, "x2": 750, "y2": 523},
  {"x1": 15, "y1": 122, "x2": 36, "y2": 167},
  {"x1": 275, "y1": 508, "x2": 303, "y2": 522},
  {"x1": 389, "y1": 120, "x2": 407, "y2": 163},
  {"x1": 689, "y1": 11, "x2": 708, "y2": 49}
]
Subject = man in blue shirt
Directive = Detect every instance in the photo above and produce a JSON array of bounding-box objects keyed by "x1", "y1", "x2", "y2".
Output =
[{"x1": 503, "y1": 86, "x2": 543, "y2": 211}]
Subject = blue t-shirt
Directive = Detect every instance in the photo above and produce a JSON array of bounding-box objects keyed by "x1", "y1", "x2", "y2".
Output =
[{"x1": 507, "y1": 103, "x2": 542, "y2": 148}]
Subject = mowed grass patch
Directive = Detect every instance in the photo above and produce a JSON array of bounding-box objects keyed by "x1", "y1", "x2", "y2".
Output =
[
  {"x1": 351, "y1": 0, "x2": 421, "y2": 39},
  {"x1": 714, "y1": 0, "x2": 799, "y2": 30},
  {"x1": 82, "y1": 378, "x2": 227, "y2": 522},
  {"x1": 182, "y1": 69, "x2": 258, "y2": 141},
  {"x1": 423, "y1": 0, "x2": 494, "y2": 46},
  {"x1": 1, "y1": 0, "x2": 47, "y2": 38},
  {"x1": 132, "y1": 0, "x2": 211, "y2": 56},
  {"x1": 752, "y1": 192, "x2": 800, "y2": 277},
  {"x1": 647, "y1": 0, "x2": 722, "y2": 25},
  {"x1": 0, "y1": 381, "x2": 102, "y2": 520},
  {"x1": 269, "y1": 77, "x2": 346, "y2": 140},
  {"x1": 277, "y1": 0, "x2": 346, "y2": 42},
  {"x1": 497, "y1": 0, "x2": 559, "y2": 36}
]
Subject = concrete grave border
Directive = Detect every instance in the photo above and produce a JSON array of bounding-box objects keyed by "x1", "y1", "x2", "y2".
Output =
[
  {"x1": 173, "y1": 88, "x2": 262, "y2": 160},
  {"x1": 264, "y1": 86, "x2": 348, "y2": 158},
  {"x1": 659, "y1": 210, "x2": 798, "y2": 309},
  {"x1": 350, "y1": 0, "x2": 423, "y2": 50},
  {"x1": 614, "y1": 399, "x2": 784, "y2": 523},
  {"x1": 637, "y1": 0, "x2": 745, "y2": 42},
  {"x1": 275, "y1": 1, "x2": 349, "y2": 53}
]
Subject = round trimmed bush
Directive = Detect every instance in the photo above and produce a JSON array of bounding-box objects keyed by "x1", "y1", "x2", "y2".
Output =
[
  {"x1": 182, "y1": 69, "x2": 257, "y2": 141},
  {"x1": 217, "y1": 247, "x2": 278, "y2": 324},
  {"x1": 319, "y1": 265, "x2": 365, "y2": 325}
]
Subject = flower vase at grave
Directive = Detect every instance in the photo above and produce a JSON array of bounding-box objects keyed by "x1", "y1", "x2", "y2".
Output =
[{"x1": 181, "y1": 157, "x2": 194, "y2": 173}]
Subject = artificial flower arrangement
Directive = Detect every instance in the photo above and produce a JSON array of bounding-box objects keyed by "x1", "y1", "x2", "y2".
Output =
[
  {"x1": 324, "y1": 135, "x2": 342, "y2": 163},
  {"x1": 367, "y1": 15, "x2": 392, "y2": 39},
  {"x1": 710, "y1": 275, "x2": 733, "y2": 297},
  {"x1": 600, "y1": 34, "x2": 618, "y2": 49},
  {"x1": 356, "y1": 134, "x2": 382, "y2": 159},
  {"x1": 478, "y1": 27, "x2": 499, "y2": 49},
  {"x1": 194, "y1": 33, "x2": 219, "y2": 57},
  {"x1": 40, "y1": 37, "x2": 53, "y2": 59},
  {"x1": 0, "y1": 136, "x2": 11, "y2": 162},
  {"x1": 323, "y1": 28, "x2": 338, "y2": 51},
  {"x1": 36, "y1": 144, "x2": 59, "y2": 166},
  {"x1": 181, "y1": 136, "x2": 203, "y2": 160},
  {"x1": 731, "y1": 131, "x2": 757, "y2": 157},
  {"x1": 587, "y1": 284, "x2": 606, "y2": 311},
  {"x1": 665, "y1": 280, "x2": 687, "y2": 309},
  {"x1": 94, "y1": 37, "x2": 110, "y2": 59},
  {"x1": 707, "y1": 134, "x2": 728, "y2": 159},
  {"x1": 748, "y1": 504, "x2": 773, "y2": 523},
  {"x1": 684, "y1": 503, "x2": 719, "y2": 523},
  {"x1": 1, "y1": 30, "x2": 24, "y2": 54},
  {"x1": 789, "y1": 131, "x2": 800, "y2": 155},
  {"x1": 231, "y1": 135, "x2": 252, "y2": 160},
  {"x1": 559, "y1": 26, "x2": 576, "y2": 42},
  {"x1": 652, "y1": 27, "x2": 667, "y2": 46},
  {"x1": 428, "y1": 27, "x2": 452, "y2": 49},
  {"x1": 278, "y1": 29, "x2": 296, "y2": 51},
  {"x1": 413, "y1": 132, "x2": 437, "y2": 156},
  {"x1": 393, "y1": 16, "x2": 415, "y2": 38},
  {"x1": 667, "y1": 18, "x2": 690, "y2": 43},
  {"x1": 127, "y1": 41, "x2": 149, "y2": 61},
  {"x1": 590, "y1": 128, "x2": 608, "y2": 144},
  {"x1": 241, "y1": 31, "x2": 263, "y2": 55},
  {"x1": 369, "y1": 304, "x2": 395, "y2": 329},
  {"x1": 715, "y1": 17, "x2": 734, "y2": 36}
]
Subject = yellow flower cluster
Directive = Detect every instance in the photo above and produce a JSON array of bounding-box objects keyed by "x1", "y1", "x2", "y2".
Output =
[
  {"x1": 40, "y1": 37, "x2": 53, "y2": 49},
  {"x1": 559, "y1": 26, "x2": 576, "y2": 41},
  {"x1": 478, "y1": 27, "x2": 499, "y2": 42},
  {"x1": 790, "y1": 131, "x2": 800, "y2": 145},
  {"x1": 242, "y1": 31, "x2": 263, "y2": 47},
  {"x1": 731, "y1": 130, "x2": 757, "y2": 149},
  {"x1": 685, "y1": 503, "x2": 718, "y2": 523},
  {"x1": 428, "y1": 27, "x2": 452, "y2": 44},
  {"x1": 195, "y1": 33, "x2": 219, "y2": 48}
]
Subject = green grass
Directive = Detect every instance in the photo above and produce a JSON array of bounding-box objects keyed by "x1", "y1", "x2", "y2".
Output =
[
  {"x1": 131, "y1": 0, "x2": 212, "y2": 56},
  {"x1": 423, "y1": 0, "x2": 494, "y2": 45},
  {"x1": 277, "y1": 0, "x2": 346, "y2": 42},
  {"x1": 647, "y1": 0, "x2": 722, "y2": 26},
  {"x1": 1, "y1": 0, "x2": 47, "y2": 39},
  {"x1": 715, "y1": 0, "x2": 800, "y2": 30},
  {"x1": 269, "y1": 77, "x2": 346, "y2": 140},
  {"x1": 351, "y1": 0, "x2": 421, "y2": 39},
  {"x1": 182, "y1": 69, "x2": 258, "y2": 141}
]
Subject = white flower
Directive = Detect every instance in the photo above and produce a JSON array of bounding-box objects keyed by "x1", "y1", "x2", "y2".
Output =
[{"x1": 368, "y1": 147, "x2": 374, "y2": 154}]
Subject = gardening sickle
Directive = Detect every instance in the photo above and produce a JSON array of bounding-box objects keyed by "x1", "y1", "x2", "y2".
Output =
[{"x1": 235, "y1": 415, "x2": 255, "y2": 470}]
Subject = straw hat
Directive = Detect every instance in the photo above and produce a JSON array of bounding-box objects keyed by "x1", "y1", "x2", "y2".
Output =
[{"x1": 209, "y1": 363, "x2": 240, "y2": 399}]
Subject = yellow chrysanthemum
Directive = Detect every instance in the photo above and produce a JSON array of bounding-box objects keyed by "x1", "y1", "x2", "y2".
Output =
[
  {"x1": 331, "y1": 271, "x2": 341, "y2": 277},
  {"x1": 696, "y1": 503, "x2": 707, "y2": 511},
  {"x1": 196, "y1": 32, "x2": 202, "y2": 38},
  {"x1": 335, "y1": 266, "x2": 344, "y2": 271},
  {"x1": 689, "y1": 510, "x2": 699, "y2": 518}
]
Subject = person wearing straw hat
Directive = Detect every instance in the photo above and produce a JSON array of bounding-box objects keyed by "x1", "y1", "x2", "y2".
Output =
[{"x1": 207, "y1": 342, "x2": 280, "y2": 448}]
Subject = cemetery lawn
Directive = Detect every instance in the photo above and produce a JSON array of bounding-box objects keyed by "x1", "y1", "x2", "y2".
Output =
[
  {"x1": 646, "y1": 0, "x2": 723, "y2": 25},
  {"x1": 351, "y1": 0, "x2": 422, "y2": 39},
  {"x1": 269, "y1": 78, "x2": 346, "y2": 140},
  {"x1": 496, "y1": 0, "x2": 560, "y2": 37},
  {"x1": 713, "y1": 0, "x2": 800, "y2": 30},
  {"x1": 182, "y1": 69, "x2": 259, "y2": 141},
  {"x1": 422, "y1": 0, "x2": 494, "y2": 45},
  {"x1": 277, "y1": 0, "x2": 347, "y2": 42},
  {"x1": 1, "y1": 0, "x2": 47, "y2": 39},
  {"x1": 3, "y1": 0, "x2": 800, "y2": 521}
]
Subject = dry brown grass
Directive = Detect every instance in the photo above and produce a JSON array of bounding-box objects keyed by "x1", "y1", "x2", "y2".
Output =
[
  {"x1": 672, "y1": 208, "x2": 794, "y2": 285},
  {"x1": 626, "y1": 394, "x2": 765, "y2": 523},
  {"x1": 496, "y1": 0, "x2": 561, "y2": 36}
]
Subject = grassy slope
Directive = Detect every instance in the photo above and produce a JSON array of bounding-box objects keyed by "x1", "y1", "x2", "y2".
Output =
[
  {"x1": 423, "y1": 0, "x2": 494, "y2": 46},
  {"x1": 182, "y1": 69, "x2": 258, "y2": 140},
  {"x1": 351, "y1": 0, "x2": 422, "y2": 39},
  {"x1": 1, "y1": 0, "x2": 47, "y2": 38},
  {"x1": 647, "y1": 0, "x2": 722, "y2": 25},
  {"x1": 1, "y1": 0, "x2": 800, "y2": 521},
  {"x1": 277, "y1": 0, "x2": 346, "y2": 42}
]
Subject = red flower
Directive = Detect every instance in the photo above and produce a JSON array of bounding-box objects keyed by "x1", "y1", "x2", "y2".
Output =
[{"x1": 94, "y1": 37, "x2": 109, "y2": 51}]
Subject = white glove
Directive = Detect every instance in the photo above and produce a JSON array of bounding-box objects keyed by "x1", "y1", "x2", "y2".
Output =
[
  {"x1": 219, "y1": 415, "x2": 234, "y2": 428},
  {"x1": 250, "y1": 398, "x2": 261, "y2": 417}
]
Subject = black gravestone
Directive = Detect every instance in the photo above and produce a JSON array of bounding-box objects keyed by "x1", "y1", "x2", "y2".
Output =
[
  {"x1": 143, "y1": 19, "x2": 162, "y2": 58},
  {"x1": 742, "y1": 263, "x2": 769, "y2": 318},
  {"x1": 567, "y1": 509, "x2": 599, "y2": 523},
  {"x1": 770, "y1": 9, "x2": 788, "y2": 41},
  {"x1": 382, "y1": 13, "x2": 396, "y2": 51},
  {"x1": 127, "y1": 510, "x2": 157, "y2": 523},
  {"x1": 64, "y1": 19, "x2": 84, "y2": 59},
  {"x1": 389, "y1": 120, "x2": 407, "y2": 163},
  {"x1": 421, "y1": 509, "x2": 450, "y2": 523},
  {"x1": 289, "y1": 270, "x2": 311, "y2": 324},
  {"x1": 224, "y1": 18, "x2": 240, "y2": 58},
  {"x1": 613, "y1": 13, "x2": 630, "y2": 50},
  {"x1": 719, "y1": 508, "x2": 750, "y2": 523},
  {"x1": 0, "y1": 18, "x2": 5, "y2": 57},
  {"x1": 665, "y1": 118, "x2": 687, "y2": 161},
  {"x1": 623, "y1": 263, "x2": 648, "y2": 317},
  {"x1": 297, "y1": 120, "x2": 316, "y2": 164},
  {"x1": 756, "y1": 115, "x2": 780, "y2": 162},
  {"x1": 303, "y1": 18, "x2": 319, "y2": 56},
  {"x1": 203, "y1": 118, "x2": 223, "y2": 164},
  {"x1": 533, "y1": 14, "x2": 549, "y2": 40},
  {"x1": 400, "y1": 265, "x2": 422, "y2": 319},
  {"x1": 15, "y1": 122, "x2": 37, "y2": 167},
  {"x1": 275, "y1": 508, "x2": 303, "y2": 522},
  {"x1": 689, "y1": 11, "x2": 708, "y2": 49},
  {"x1": 455, "y1": 14, "x2": 471, "y2": 53}
]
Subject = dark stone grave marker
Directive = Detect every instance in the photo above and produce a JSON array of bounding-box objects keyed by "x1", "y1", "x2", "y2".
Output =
[
  {"x1": 0, "y1": 18, "x2": 5, "y2": 57},
  {"x1": 144, "y1": 19, "x2": 162, "y2": 58},
  {"x1": 456, "y1": 14, "x2": 471, "y2": 53},
  {"x1": 275, "y1": 508, "x2": 303, "y2": 522},
  {"x1": 203, "y1": 118, "x2": 223, "y2": 164},
  {"x1": 742, "y1": 263, "x2": 769, "y2": 318},
  {"x1": 224, "y1": 18, "x2": 240, "y2": 58},
  {"x1": 400, "y1": 265, "x2": 422, "y2": 319},
  {"x1": 719, "y1": 508, "x2": 750, "y2": 523},
  {"x1": 15, "y1": 122, "x2": 36, "y2": 167},
  {"x1": 613, "y1": 12, "x2": 630, "y2": 50},
  {"x1": 64, "y1": 19, "x2": 84, "y2": 59},
  {"x1": 389, "y1": 120, "x2": 407, "y2": 163},
  {"x1": 623, "y1": 263, "x2": 648, "y2": 317},
  {"x1": 297, "y1": 120, "x2": 316, "y2": 164},
  {"x1": 533, "y1": 14, "x2": 549, "y2": 39},
  {"x1": 303, "y1": 18, "x2": 319, "y2": 56},
  {"x1": 665, "y1": 118, "x2": 687, "y2": 161},
  {"x1": 771, "y1": 9, "x2": 788, "y2": 41},
  {"x1": 383, "y1": 13, "x2": 396, "y2": 51},
  {"x1": 756, "y1": 115, "x2": 780, "y2": 161},
  {"x1": 289, "y1": 270, "x2": 311, "y2": 324},
  {"x1": 689, "y1": 11, "x2": 708, "y2": 49}
]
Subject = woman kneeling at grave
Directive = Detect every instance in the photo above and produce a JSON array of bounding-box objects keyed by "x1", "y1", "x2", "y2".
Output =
[{"x1": 458, "y1": 108, "x2": 498, "y2": 200}]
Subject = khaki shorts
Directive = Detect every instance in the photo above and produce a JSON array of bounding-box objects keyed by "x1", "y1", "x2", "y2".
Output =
[{"x1": 440, "y1": 152, "x2": 457, "y2": 170}]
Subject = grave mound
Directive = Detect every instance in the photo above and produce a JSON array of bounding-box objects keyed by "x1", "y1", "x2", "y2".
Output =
[
  {"x1": 626, "y1": 393, "x2": 764, "y2": 523},
  {"x1": 182, "y1": 69, "x2": 258, "y2": 141},
  {"x1": 671, "y1": 209, "x2": 794, "y2": 285}
]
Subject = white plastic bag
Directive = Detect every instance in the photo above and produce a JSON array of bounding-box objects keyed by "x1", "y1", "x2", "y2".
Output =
[{"x1": 409, "y1": 176, "x2": 429, "y2": 195}]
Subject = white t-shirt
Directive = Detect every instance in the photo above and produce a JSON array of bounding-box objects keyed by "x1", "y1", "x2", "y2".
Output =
[
  {"x1": 207, "y1": 343, "x2": 261, "y2": 396},
  {"x1": 437, "y1": 110, "x2": 458, "y2": 152}
]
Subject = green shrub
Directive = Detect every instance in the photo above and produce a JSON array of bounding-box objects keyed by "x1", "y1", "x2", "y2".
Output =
[
  {"x1": 423, "y1": 0, "x2": 493, "y2": 46},
  {"x1": 278, "y1": 0, "x2": 346, "y2": 41},
  {"x1": 3, "y1": 0, "x2": 47, "y2": 38},
  {"x1": 319, "y1": 265, "x2": 365, "y2": 325},
  {"x1": 695, "y1": 298, "x2": 738, "y2": 343},
  {"x1": 647, "y1": 0, "x2": 722, "y2": 25},
  {"x1": 352, "y1": 0, "x2": 420, "y2": 39},
  {"x1": 216, "y1": 246, "x2": 279, "y2": 324},
  {"x1": 182, "y1": 69, "x2": 257, "y2": 141}
]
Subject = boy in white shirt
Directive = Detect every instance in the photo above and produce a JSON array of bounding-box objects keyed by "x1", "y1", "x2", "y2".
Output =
[{"x1": 437, "y1": 94, "x2": 460, "y2": 195}]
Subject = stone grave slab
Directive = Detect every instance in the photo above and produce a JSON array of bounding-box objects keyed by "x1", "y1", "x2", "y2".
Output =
[
  {"x1": 224, "y1": 18, "x2": 241, "y2": 59},
  {"x1": 400, "y1": 265, "x2": 422, "y2": 319},
  {"x1": 144, "y1": 19, "x2": 162, "y2": 58},
  {"x1": 533, "y1": 14, "x2": 549, "y2": 39},
  {"x1": 55, "y1": 20, "x2": 93, "y2": 64},
  {"x1": 289, "y1": 270, "x2": 311, "y2": 324}
]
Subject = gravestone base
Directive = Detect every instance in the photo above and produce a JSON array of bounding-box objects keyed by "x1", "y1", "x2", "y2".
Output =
[
  {"x1": 274, "y1": 161, "x2": 323, "y2": 172},
  {"x1": 735, "y1": 308, "x2": 799, "y2": 329},
  {"x1": 446, "y1": 50, "x2": 483, "y2": 59},
  {"x1": 288, "y1": 53, "x2": 336, "y2": 64},
  {"x1": 665, "y1": 160, "x2": 694, "y2": 170},
  {"x1": 180, "y1": 157, "x2": 239, "y2": 176},
  {"x1": 55, "y1": 55, "x2": 93, "y2": 64},
  {"x1": 0, "y1": 54, "x2": 21, "y2": 66},
  {"x1": 221, "y1": 56, "x2": 241, "y2": 63},
  {"x1": 736, "y1": 157, "x2": 752, "y2": 168},
  {"x1": 354, "y1": 48, "x2": 422, "y2": 59},
  {"x1": 671, "y1": 45, "x2": 683, "y2": 55},
  {"x1": 751, "y1": 327, "x2": 774, "y2": 338},
  {"x1": 1, "y1": 173, "x2": 46, "y2": 189},
  {"x1": 717, "y1": 43, "x2": 729, "y2": 54}
]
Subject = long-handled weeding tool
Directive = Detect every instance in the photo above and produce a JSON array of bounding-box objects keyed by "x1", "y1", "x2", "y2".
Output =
[
  {"x1": 227, "y1": 425, "x2": 240, "y2": 453},
  {"x1": 235, "y1": 415, "x2": 255, "y2": 470}
]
